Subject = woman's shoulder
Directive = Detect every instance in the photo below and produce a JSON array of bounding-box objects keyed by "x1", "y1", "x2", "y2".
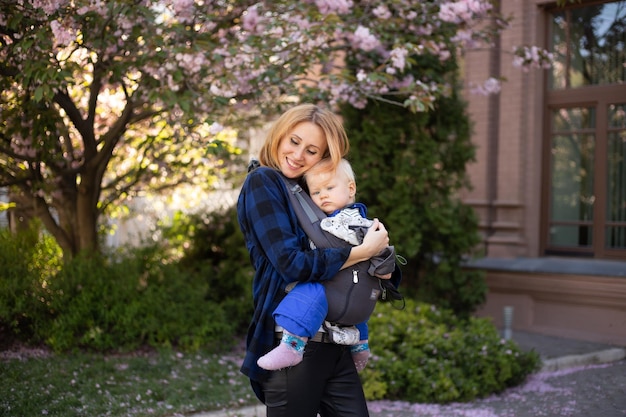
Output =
[
  {"x1": 249, "y1": 165, "x2": 279, "y2": 177},
  {"x1": 243, "y1": 166, "x2": 289, "y2": 194},
  {"x1": 240, "y1": 166, "x2": 294, "y2": 218}
]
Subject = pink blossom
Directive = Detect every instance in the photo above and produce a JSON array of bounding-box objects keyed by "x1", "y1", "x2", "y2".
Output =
[
  {"x1": 439, "y1": 2, "x2": 469, "y2": 23},
  {"x1": 76, "y1": 6, "x2": 91, "y2": 15},
  {"x1": 392, "y1": 75, "x2": 414, "y2": 90},
  {"x1": 352, "y1": 26, "x2": 380, "y2": 52},
  {"x1": 470, "y1": 77, "x2": 501, "y2": 95},
  {"x1": 439, "y1": 0, "x2": 492, "y2": 24},
  {"x1": 373, "y1": 5, "x2": 392, "y2": 20},
  {"x1": 483, "y1": 77, "x2": 502, "y2": 94},
  {"x1": 175, "y1": 52, "x2": 205, "y2": 74},
  {"x1": 451, "y1": 29, "x2": 475, "y2": 47},
  {"x1": 172, "y1": 0, "x2": 195, "y2": 24},
  {"x1": 286, "y1": 15, "x2": 312, "y2": 31},
  {"x1": 438, "y1": 50, "x2": 451, "y2": 61},
  {"x1": 416, "y1": 24, "x2": 433, "y2": 36},
  {"x1": 50, "y1": 20, "x2": 73, "y2": 47},
  {"x1": 210, "y1": 81, "x2": 236, "y2": 98},
  {"x1": 390, "y1": 47, "x2": 408, "y2": 70},
  {"x1": 513, "y1": 45, "x2": 554, "y2": 71},
  {"x1": 242, "y1": 5, "x2": 263, "y2": 34},
  {"x1": 315, "y1": 0, "x2": 353, "y2": 15},
  {"x1": 352, "y1": 99, "x2": 367, "y2": 109},
  {"x1": 31, "y1": 0, "x2": 64, "y2": 15}
]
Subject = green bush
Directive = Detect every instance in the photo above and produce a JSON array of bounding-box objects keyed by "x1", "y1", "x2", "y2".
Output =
[
  {"x1": 0, "y1": 208, "x2": 254, "y2": 353},
  {"x1": 41, "y1": 247, "x2": 234, "y2": 353},
  {"x1": 341, "y1": 96, "x2": 487, "y2": 317},
  {"x1": 0, "y1": 222, "x2": 62, "y2": 346},
  {"x1": 156, "y1": 207, "x2": 254, "y2": 336},
  {"x1": 362, "y1": 298, "x2": 540, "y2": 403}
]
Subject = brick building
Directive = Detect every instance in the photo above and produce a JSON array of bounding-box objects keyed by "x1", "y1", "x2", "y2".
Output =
[{"x1": 463, "y1": 0, "x2": 626, "y2": 345}]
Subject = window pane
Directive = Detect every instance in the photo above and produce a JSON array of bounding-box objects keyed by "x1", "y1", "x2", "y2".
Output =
[
  {"x1": 549, "y1": 108, "x2": 595, "y2": 247},
  {"x1": 606, "y1": 226, "x2": 626, "y2": 248},
  {"x1": 606, "y1": 103, "x2": 626, "y2": 249},
  {"x1": 550, "y1": 225, "x2": 593, "y2": 246},
  {"x1": 552, "y1": 106, "x2": 596, "y2": 131},
  {"x1": 608, "y1": 103, "x2": 626, "y2": 128},
  {"x1": 549, "y1": 1, "x2": 626, "y2": 89},
  {"x1": 550, "y1": 132, "x2": 596, "y2": 221}
]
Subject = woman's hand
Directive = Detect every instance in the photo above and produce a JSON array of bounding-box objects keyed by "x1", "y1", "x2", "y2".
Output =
[
  {"x1": 342, "y1": 219, "x2": 389, "y2": 269},
  {"x1": 361, "y1": 219, "x2": 389, "y2": 257}
]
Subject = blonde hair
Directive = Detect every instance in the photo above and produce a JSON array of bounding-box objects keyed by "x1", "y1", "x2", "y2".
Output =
[
  {"x1": 258, "y1": 104, "x2": 350, "y2": 172},
  {"x1": 305, "y1": 158, "x2": 356, "y2": 186}
]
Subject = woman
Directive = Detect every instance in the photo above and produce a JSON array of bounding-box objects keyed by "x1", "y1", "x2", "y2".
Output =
[{"x1": 237, "y1": 103, "x2": 391, "y2": 416}]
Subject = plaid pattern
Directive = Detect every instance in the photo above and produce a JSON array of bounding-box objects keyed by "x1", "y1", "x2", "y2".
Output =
[{"x1": 236, "y1": 167, "x2": 352, "y2": 391}]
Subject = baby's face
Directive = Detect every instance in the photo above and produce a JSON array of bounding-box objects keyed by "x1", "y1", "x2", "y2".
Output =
[{"x1": 307, "y1": 171, "x2": 356, "y2": 214}]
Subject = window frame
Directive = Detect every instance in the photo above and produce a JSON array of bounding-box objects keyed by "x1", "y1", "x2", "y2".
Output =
[
  {"x1": 540, "y1": 0, "x2": 626, "y2": 259},
  {"x1": 542, "y1": 84, "x2": 626, "y2": 259}
]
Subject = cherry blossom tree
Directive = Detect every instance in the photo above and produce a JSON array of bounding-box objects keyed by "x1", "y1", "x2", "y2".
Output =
[{"x1": 0, "y1": 0, "x2": 552, "y2": 260}]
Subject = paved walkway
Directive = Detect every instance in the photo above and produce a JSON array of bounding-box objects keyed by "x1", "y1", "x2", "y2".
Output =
[{"x1": 192, "y1": 331, "x2": 626, "y2": 417}]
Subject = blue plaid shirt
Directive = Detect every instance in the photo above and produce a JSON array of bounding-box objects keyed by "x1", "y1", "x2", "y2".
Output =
[{"x1": 237, "y1": 166, "x2": 353, "y2": 397}]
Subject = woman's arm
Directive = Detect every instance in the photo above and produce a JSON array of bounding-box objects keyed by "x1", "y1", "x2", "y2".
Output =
[{"x1": 240, "y1": 168, "x2": 351, "y2": 284}]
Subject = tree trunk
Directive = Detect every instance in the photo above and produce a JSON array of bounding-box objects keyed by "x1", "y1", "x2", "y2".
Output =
[
  {"x1": 75, "y1": 183, "x2": 100, "y2": 257},
  {"x1": 7, "y1": 190, "x2": 34, "y2": 234},
  {"x1": 11, "y1": 186, "x2": 101, "y2": 263}
]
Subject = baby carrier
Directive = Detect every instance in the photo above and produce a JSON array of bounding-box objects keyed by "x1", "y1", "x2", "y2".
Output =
[{"x1": 281, "y1": 176, "x2": 402, "y2": 325}]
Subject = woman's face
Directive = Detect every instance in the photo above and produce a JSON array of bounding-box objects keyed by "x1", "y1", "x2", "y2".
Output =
[{"x1": 277, "y1": 121, "x2": 327, "y2": 179}]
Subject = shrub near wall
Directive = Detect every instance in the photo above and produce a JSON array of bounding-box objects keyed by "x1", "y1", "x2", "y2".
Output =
[
  {"x1": 341, "y1": 96, "x2": 486, "y2": 317},
  {"x1": 362, "y1": 299, "x2": 540, "y2": 403}
]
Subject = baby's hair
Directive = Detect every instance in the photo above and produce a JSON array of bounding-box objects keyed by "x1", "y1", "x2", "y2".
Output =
[{"x1": 305, "y1": 158, "x2": 356, "y2": 185}]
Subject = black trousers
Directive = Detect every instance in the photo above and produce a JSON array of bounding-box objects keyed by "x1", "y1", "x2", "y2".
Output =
[{"x1": 261, "y1": 341, "x2": 370, "y2": 417}]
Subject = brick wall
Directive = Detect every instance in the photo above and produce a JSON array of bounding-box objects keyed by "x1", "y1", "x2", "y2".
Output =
[{"x1": 463, "y1": 0, "x2": 549, "y2": 258}]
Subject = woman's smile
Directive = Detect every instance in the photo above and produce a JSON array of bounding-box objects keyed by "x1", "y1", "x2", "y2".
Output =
[{"x1": 277, "y1": 121, "x2": 326, "y2": 178}]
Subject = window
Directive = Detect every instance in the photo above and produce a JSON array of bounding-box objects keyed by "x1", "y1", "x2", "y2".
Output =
[{"x1": 543, "y1": 0, "x2": 626, "y2": 259}]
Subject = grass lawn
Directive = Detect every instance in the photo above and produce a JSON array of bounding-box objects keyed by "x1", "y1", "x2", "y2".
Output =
[{"x1": 0, "y1": 342, "x2": 258, "y2": 417}]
